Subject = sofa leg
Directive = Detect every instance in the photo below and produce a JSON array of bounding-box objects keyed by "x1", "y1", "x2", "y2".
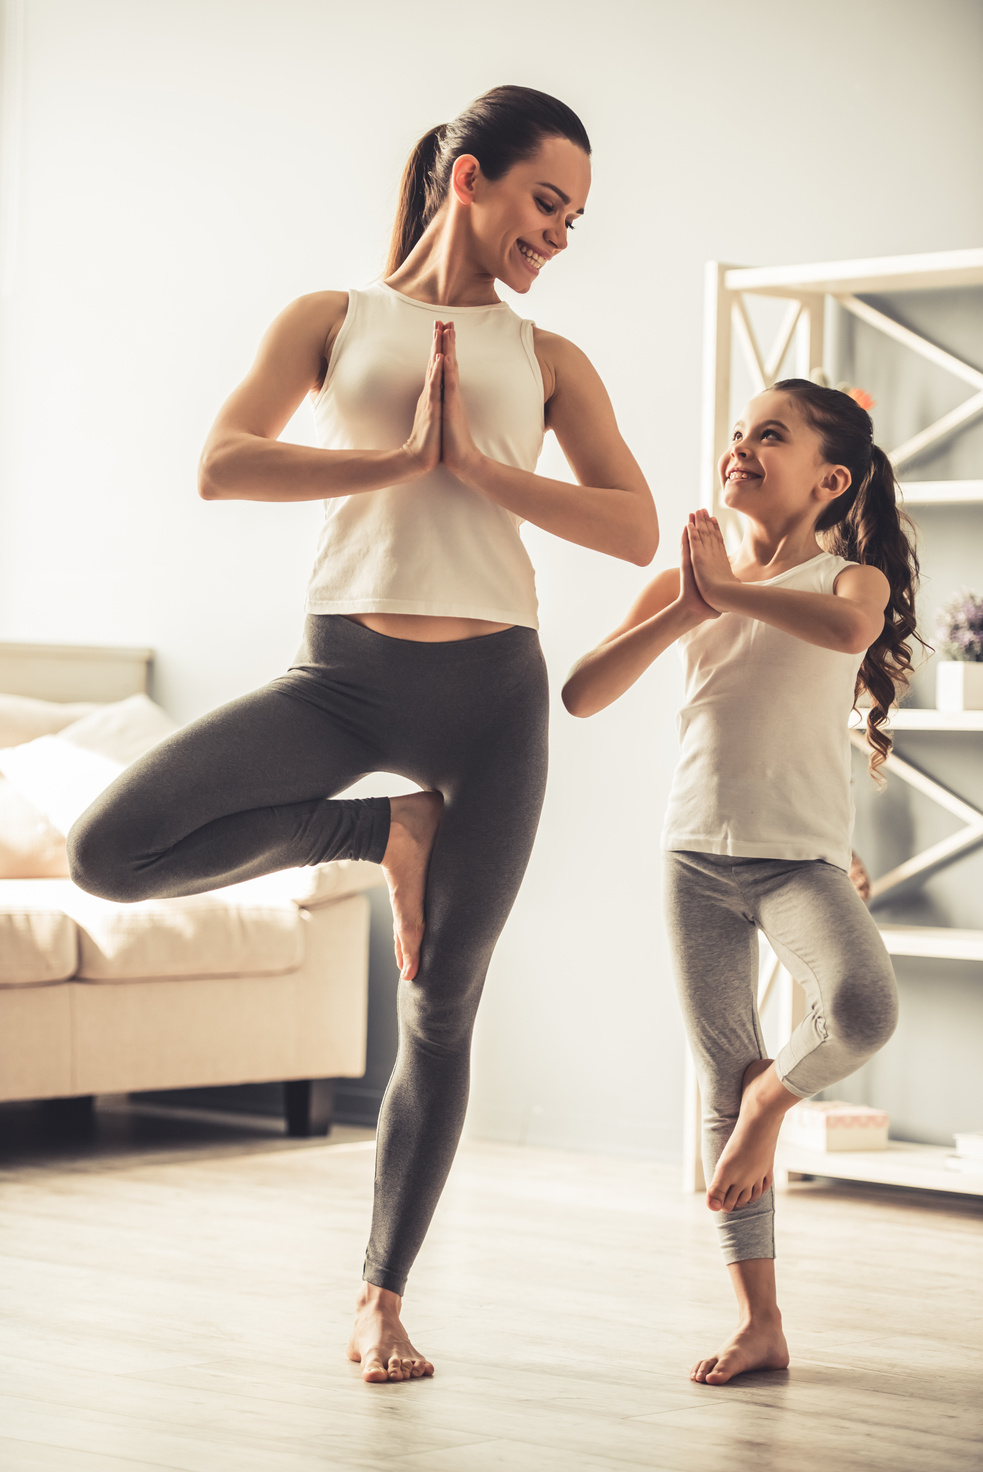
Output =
[
  {"x1": 284, "y1": 1079, "x2": 335, "y2": 1137},
  {"x1": 40, "y1": 1094, "x2": 96, "y2": 1136}
]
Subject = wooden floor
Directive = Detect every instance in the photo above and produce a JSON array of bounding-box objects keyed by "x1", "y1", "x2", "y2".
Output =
[{"x1": 1, "y1": 1099, "x2": 981, "y2": 1472}]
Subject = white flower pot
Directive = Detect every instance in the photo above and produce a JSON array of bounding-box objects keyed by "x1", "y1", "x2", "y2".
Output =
[{"x1": 936, "y1": 660, "x2": 983, "y2": 711}]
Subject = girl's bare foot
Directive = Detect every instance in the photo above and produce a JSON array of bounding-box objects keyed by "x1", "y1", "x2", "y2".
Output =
[
  {"x1": 346, "y1": 1285, "x2": 435, "y2": 1383},
  {"x1": 691, "y1": 1314, "x2": 789, "y2": 1385},
  {"x1": 706, "y1": 1058, "x2": 799, "y2": 1212},
  {"x1": 381, "y1": 791, "x2": 443, "y2": 980}
]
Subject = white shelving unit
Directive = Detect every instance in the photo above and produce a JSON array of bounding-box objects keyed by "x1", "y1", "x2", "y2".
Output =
[{"x1": 684, "y1": 246, "x2": 983, "y2": 1201}]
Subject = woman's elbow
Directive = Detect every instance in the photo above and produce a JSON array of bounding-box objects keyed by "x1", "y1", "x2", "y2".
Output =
[
  {"x1": 197, "y1": 448, "x2": 220, "y2": 500},
  {"x1": 561, "y1": 679, "x2": 594, "y2": 718}
]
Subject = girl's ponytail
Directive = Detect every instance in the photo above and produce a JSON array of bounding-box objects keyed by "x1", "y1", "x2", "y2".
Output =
[
  {"x1": 774, "y1": 379, "x2": 928, "y2": 779},
  {"x1": 819, "y1": 444, "x2": 922, "y2": 778},
  {"x1": 385, "y1": 124, "x2": 447, "y2": 277}
]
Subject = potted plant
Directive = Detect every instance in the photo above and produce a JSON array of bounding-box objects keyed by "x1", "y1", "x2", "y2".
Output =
[{"x1": 935, "y1": 590, "x2": 983, "y2": 711}]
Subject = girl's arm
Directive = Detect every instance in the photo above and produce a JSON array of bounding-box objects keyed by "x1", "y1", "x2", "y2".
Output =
[
  {"x1": 441, "y1": 324, "x2": 658, "y2": 566},
  {"x1": 562, "y1": 531, "x2": 719, "y2": 717},
  {"x1": 198, "y1": 294, "x2": 442, "y2": 502},
  {"x1": 687, "y1": 510, "x2": 889, "y2": 654}
]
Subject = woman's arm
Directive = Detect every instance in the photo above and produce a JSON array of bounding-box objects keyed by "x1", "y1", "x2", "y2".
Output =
[
  {"x1": 441, "y1": 324, "x2": 658, "y2": 566},
  {"x1": 686, "y1": 511, "x2": 889, "y2": 654},
  {"x1": 198, "y1": 294, "x2": 442, "y2": 502},
  {"x1": 562, "y1": 530, "x2": 719, "y2": 716}
]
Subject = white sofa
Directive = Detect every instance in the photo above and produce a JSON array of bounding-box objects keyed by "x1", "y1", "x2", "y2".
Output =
[{"x1": 0, "y1": 641, "x2": 384, "y2": 1135}]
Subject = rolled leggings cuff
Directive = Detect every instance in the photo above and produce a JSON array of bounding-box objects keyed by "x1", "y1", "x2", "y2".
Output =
[
  {"x1": 361, "y1": 796, "x2": 391, "y2": 866},
  {"x1": 363, "y1": 1259, "x2": 407, "y2": 1296}
]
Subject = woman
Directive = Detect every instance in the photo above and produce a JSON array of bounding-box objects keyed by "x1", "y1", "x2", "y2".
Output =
[{"x1": 69, "y1": 85, "x2": 658, "y2": 1383}]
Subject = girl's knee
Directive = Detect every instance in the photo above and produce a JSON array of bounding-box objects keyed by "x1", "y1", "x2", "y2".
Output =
[{"x1": 829, "y1": 967, "x2": 899, "y2": 1057}]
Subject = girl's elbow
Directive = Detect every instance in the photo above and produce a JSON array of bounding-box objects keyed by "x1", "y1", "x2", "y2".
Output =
[{"x1": 632, "y1": 508, "x2": 660, "y2": 566}]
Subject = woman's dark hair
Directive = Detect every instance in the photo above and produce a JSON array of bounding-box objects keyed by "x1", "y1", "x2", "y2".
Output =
[
  {"x1": 386, "y1": 85, "x2": 591, "y2": 275},
  {"x1": 773, "y1": 378, "x2": 928, "y2": 779}
]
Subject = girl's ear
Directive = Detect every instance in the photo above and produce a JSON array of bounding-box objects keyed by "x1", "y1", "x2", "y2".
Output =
[
  {"x1": 817, "y1": 464, "x2": 852, "y2": 502},
  {"x1": 450, "y1": 154, "x2": 481, "y2": 206}
]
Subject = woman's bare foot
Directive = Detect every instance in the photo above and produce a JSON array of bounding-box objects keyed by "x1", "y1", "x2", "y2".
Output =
[
  {"x1": 346, "y1": 1285, "x2": 435, "y2": 1383},
  {"x1": 691, "y1": 1314, "x2": 789, "y2": 1385},
  {"x1": 706, "y1": 1058, "x2": 799, "y2": 1212},
  {"x1": 381, "y1": 791, "x2": 443, "y2": 980}
]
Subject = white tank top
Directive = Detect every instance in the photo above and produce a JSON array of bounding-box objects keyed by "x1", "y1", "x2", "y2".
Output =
[
  {"x1": 662, "y1": 551, "x2": 863, "y2": 870},
  {"x1": 305, "y1": 282, "x2": 545, "y2": 628}
]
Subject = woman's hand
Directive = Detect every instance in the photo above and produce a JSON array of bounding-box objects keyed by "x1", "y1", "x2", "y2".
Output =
[
  {"x1": 438, "y1": 322, "x2": 482, "y2": 481},
  {"x1": 686, "y1": 508, "x2": 740, "y2": 611},
  {"x1": 677, "y1": 523, "x2": 721, "y2": 622},
  {"x1": 402, "y1": 320, "x2": 444, "y2": 476}
]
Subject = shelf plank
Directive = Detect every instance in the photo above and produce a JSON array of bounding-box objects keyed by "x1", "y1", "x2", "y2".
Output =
[
  {"x1": 776, "y1": 1140, "x2": 983, "y2": 1196},
  {"x1": 851, "y1": 708, "x2": 983, "y2": 731},
  {"x1": 877, "y1": 925, "x2": 983, "y2": 961},
  {"x1": 724, "y1": 247, "x2": 983, "y2": 298},
  {"x1": 900, "y1": 480, "x2": 983, "y2": 505}
]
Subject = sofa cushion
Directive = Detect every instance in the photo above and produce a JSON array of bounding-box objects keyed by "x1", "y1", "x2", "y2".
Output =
[
  {"x1": 0, "y1": 693, "x2": 104, "y2": 748},
  {"x1": 0, "y1": 779, "x2": 71, "y2": 879},
  {"x1": 256, "y1": 858, "x2": 386, "y2": 908},
  {"x1": 59, "y1": 694, "x2": 177, "y2": 765},
  {"x1": 60, "y1": 877, "x2": 306, "y2": 981},
  {"x1": 0, "y1": 880, "x2": 78, "y2": 986},
  {"x1": 0, "y1": 737, "x2": 123, "y2": 837}
]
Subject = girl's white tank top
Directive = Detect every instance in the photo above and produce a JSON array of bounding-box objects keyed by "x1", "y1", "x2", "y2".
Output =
[
  {"x1": 662, "y1": 551, "x2": 863, "y2": 871},
  {"x1": 305, "y1": 282, "x2": 545, "y2": 628}
]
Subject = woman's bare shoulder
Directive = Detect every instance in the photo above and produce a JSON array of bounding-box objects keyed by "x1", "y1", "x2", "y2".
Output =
[{"x1": 531, "y1": 327, "x2": 591, "y2": 403}]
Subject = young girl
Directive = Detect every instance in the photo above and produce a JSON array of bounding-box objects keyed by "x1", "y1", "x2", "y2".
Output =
[{"x1": 563, "y1": 378, "x2": 921, "y2": 1385}]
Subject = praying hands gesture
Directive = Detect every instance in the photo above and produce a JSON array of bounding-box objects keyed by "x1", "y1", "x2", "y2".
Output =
[
  {"x1": 402, "y1": 320, "x2": 479, "y2": 480},
  {"x1": 685, "y1": 508, "x2": 741, "y2": 612}
]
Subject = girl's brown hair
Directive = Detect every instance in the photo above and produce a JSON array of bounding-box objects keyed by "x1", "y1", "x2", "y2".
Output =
[
  {"x1": 773, "y1": 378, "x2": 928, "y2": 778},
  {"x1": 386, "y1": 85, "x2": 591, "y2": 276}
]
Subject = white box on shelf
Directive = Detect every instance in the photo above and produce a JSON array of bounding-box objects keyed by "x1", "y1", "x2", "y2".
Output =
[
  {"x1": 953, "y1": 1132, "x2": 983, "y2": 1160},
  {"x1": 936, "y1": 661, "x2": 983, "y2": 712},
  {"x1": 781, "y1": 1100, "x2": 889, "y2": 1152}
]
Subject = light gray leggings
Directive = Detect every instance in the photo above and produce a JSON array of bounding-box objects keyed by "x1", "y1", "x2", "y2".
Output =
[
  {"x1": 68, "y1": 615, "x2": 549, "y2": 1296},
  {"x1": 663, "y1": 850, "x2": 899, "y2": 1263}
]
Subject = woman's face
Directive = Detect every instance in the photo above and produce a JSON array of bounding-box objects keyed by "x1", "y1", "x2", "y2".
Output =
[
  {"x1": 468, "y1": 136, "x2": 591, "y2": 294},
  {"x1": 718, "y1": 390, "x2": 847, "y2": 525}
]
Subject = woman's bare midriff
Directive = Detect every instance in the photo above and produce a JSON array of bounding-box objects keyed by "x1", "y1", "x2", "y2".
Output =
[{"x1": 345, "y1": 613, "x2": 513, "y2": 642}]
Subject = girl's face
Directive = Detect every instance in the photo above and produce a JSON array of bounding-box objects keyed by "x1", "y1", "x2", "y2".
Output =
[
  {"x1": 718, "y1": 390, "x2": 846, "y2": 525},
  {"x1": 464, "y1": 136, "x2": 591, "y2": 294}
]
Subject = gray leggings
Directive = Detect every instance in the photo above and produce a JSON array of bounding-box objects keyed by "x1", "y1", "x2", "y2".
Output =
[
  {"x1": 68, "y1": 615, "x2": 549, "y2": 1295},
  {"x1": 663, "y1": 850, "x2": 899, "y2": 1263}
]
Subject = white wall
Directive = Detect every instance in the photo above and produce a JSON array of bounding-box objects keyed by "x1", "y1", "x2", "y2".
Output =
[{"x1": 2, "y1": 0, "x2": 982, "y2": 1158}]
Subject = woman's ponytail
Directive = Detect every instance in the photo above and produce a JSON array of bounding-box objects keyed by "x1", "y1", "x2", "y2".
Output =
[
  {"x1": 774, "y1": 379, "x2": 928, "y2": 780},
  {"x1": 386, "y1": 124, "x2": 447, "y2": 276},
  {"x1": 384, "y1": 86, "x2": 591, "y2": 277}
]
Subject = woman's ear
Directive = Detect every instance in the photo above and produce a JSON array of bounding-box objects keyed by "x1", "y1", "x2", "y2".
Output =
[{"x1": 450, "y1": 154, "x2": 481, "y2": 206}]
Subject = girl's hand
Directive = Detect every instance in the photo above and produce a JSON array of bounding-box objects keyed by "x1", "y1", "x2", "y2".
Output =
[
  {"x1": 439, "y1": 322, "x2": 482, "y2": 481},
  {"x1": 686, "y1": 508, "x2": 740, "y2": 610},
  {"x1": 677, "y1": 525, "x2": 721, "y2": 622},
  {"x1": 402, "y1": 320, "x2": 444, "y2": 476}
]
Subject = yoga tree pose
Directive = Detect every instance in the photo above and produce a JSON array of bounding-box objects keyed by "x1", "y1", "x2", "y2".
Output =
[
  {"x1": 564, "y1": 380, "x2": 921, "y2": 1384},
  {"x1": 69, "y1": 85, "x2": 657, "y2": 1383}
]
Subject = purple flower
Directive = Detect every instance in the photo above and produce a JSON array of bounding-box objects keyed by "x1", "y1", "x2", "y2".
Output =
[{"x1": 937, "y1": 589, "x2": 983, "y2": 662}]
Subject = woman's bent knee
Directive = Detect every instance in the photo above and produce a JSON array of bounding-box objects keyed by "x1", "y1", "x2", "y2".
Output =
[{"x1": 67, "y1": 811, "x2": 145, "y2": 902}]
